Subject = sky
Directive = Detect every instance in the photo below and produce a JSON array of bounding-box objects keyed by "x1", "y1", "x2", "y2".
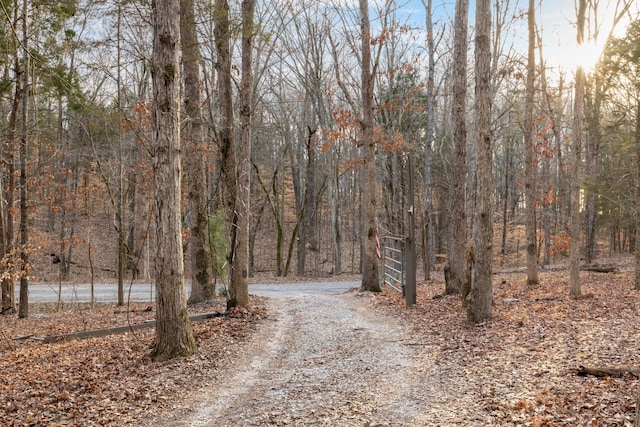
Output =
[{"x1": 397, "y1": 0, "x2": 639, "y2": 73}]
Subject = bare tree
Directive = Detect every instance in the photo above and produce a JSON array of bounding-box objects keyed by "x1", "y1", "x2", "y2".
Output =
[
  {"x1": 569, "y1": 0, "x2": 586, "y2": 298},
  {"x1": 0, "y1": 0, "x2": 20, "y2": 315},
  {"x1": 359, "y1": 0, "x2": 381, "y2": 292},
  {"x1": 150, "y1": 0, "x2": 196, "y2": 362},
  {"x1": 214, "y1": 0, "x2": 239, "y2": 305},
  {"x1": 17, "y1": 0, "x2": 29, "y2": 319},
  {"x1": 467, "y1": 0, "x2": 492, "y2": 322},
  {"x1": 445, "y1": 0, "x2": 469, "y2": 296},
  {"x1": 524, "y1": 0, "x2": 538, "y2": 286},
  {"x1": 227, "y1": 0, "x2": 256, "y2": 308},
  {"x1": 181, "y1": 0, "x2": 214, "y2": 304},
  {"x1": 422, "y1": 0, "x2": 437, "y2": 281}
]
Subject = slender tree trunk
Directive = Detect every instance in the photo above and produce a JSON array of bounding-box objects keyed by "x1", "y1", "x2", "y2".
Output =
[
  {"x1": 116, "y1": 3, "x2": 125, "y2": 306},
  {"x1": 1, "y1": 46, "x2": 19, "y2": 314},
  {"x1": 150, "y1": 0, "x2": 196, "y2": 362},
  {"x1": 422, "y1": 0, "x2": 435, "y2": 281},
  {"x1": 446, "y1": 0, "x2": 469, "y2": 296},
  {"x1": 294, "y1": 140, "x2": 306, "y2": 276},
  {"x1": 467, "y1": 0, "x2": 492, "y2": 323},
  {"x1": 126, "y1": 168, "x2": 137, "y2": 278},
  {"x1": 359, "y1": 0, "x2": 381, "y2": 292},
  {"x1": 542, "y1": 155, "x2": 552, "y2": 265},
  {"x1": 17, "y1": 0, "x2": 28, "y2": 319},
  {"x1": 570, "y1": 0, "x2": 586, "y2": 298},
  {"x1": 536, "y1": 34, "x2": 559, "y2": 266},
  {"x1": 330, "y1": 168, "x2": 342, "y2": 274},
  {"x1": 214, "y1": 0, "x2": 238, "y2": 298},
  {"x1": 300, "y1": 127, "x2": 318, "y2": 275},
  {"x1": 501, "y1": 145, "x2": 511, "y2": 256},
  {"x1": 585, "y1": 74, "x2": 603, "y2": 263},
  {"x1": 181, "y1": 0, "x2": 213, "y2": 304},
  {"x1": 226, "y1": 0, "x2": 255, "y2": 308},
  {"x1": 634, "y1": 99, "x2": 640, "y2": 290},
  {"x1": 524, "y1": 0, "x2": 538, "y2": 286}
]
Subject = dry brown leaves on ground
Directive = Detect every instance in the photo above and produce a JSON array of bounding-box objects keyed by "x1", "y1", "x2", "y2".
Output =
[
  {"x1": 2, "y1": 268, "x2": 640, "y2": 426},
  {"x1": 0, "y1": 298, "x2": 268, "y2": 426},
  {"x1": 372, "y1": 268, "x2": 640, "y2": 426}
]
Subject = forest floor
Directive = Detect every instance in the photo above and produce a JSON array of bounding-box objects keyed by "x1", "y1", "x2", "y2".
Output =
[{"x1": 1, "y1": 262, "x2": 640, "y2": 426}]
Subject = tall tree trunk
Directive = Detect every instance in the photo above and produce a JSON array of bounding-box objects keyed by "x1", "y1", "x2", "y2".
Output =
[
  {"x1": 1, "y1": 2, "x2": 23, "y2": 313},
  {"x1": 467, "y1": 0, "x2": 492, "y2": 323},
  {"x1": 422, "y1": 0, "x2": 435, "y2": 281},
  {"x1": 150, "y1": 0, "x2": 196, "y2": 362},
  {"x1": 542, "y1": 154, "x2": 552, "y2": 265},
  {"x1": 446, "y1": 0, "x2": 469, "y2": 296},
  {"x1": 501, "y1": 144, "x2": 512, "y2": 256},
  {"x1": 330, "y1": 165, "x2": 342, "y2": 274},
  {"x1": 116, "y1": 3, "x2": 125, "y2": 306},
  {"x1": 226, "y1": 0, "x2": 255, "y2": 308},
  {"x1": 300, "y1": 127, "x2": 318, "y2": 275},
  {"x1": 570, "y1": 0, "x2": 586, "y2": 298},
  {"x1": 584, "y1": 74, "x2": 603, "y2": 263},
  {"x1": 214, "y1": 0, "x2": 238, "y2": 297},
  {"x1": 294, "y1": 137, "x2": 306, "y2": 276},
  {"x1": 1, "y1": 45, "x2": 19, "y2": 314},
  {"x1": 524, "y1": 0, "x2": 538, "y2": 286},
  {"x1": 181, "y1": 0, "x2": 213, "y2": 304},
  {"x1": 359, "y1": 0, "x2": 381, "y2": 292},
  {"x1": 17, "y1": 0, "x2": 28, "y2": 319},
  {"x1": 634, "y1": 98, "x2": 640, "y2": 290}
]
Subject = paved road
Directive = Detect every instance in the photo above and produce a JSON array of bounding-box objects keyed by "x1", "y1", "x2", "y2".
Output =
[{"x1": 15, "y1": 281, "x2": 359, "y2": 303}]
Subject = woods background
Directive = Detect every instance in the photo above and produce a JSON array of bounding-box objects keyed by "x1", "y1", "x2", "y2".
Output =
[{"x1": 0, "y1": 0, "x2": 638, "y2": 299}]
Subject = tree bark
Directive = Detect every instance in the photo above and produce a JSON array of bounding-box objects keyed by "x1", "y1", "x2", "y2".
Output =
[
  {"x1": 576, "y1": 366, "x2": 640, "y2": 378},
  {"x1": 570, "y1": 0, "x2": 586, "y2": 298},
  {"x1": 1, "y1": 38, "x2": 19, "y2": 315},
  {"x1": 300, "y1": 127, "x2": 318, "y2": 275},
  {"x1": 181, "y1": 0, "x2": 214, "y2": 304},
  {"x1": 226, "y1": 0, "x2": 255, "y2": 308},
  {"x1": 422, "y1": 0, "x2": 435, "y2": 281},
  {"x1": 635, "y1": 99, "x2": 640, "y2": 290},
  {"x1": 446, "y1": 0, "x2": 469, "y2": 296},
  {"x1": 214, "y1": 0, "x2": 238, "y2": 297},
  {"x1": 467, "y1": 0, "x2": 492, "y2": 323},
  {"x1": 359, "y1": 0, "x2": 381, "y2": 292},
  {"x1": 17, "y1": 0, "x2": 28, "y2": 319},
  {"x1": 150, "y1": 0, "x2": 196, "y2": 362},
  {"x1": 524, "y1": 0, "x2": 538, "y2": 286}
]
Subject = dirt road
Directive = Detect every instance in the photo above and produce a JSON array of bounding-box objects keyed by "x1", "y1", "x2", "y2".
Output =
[{"x1": 157, "y1": 292, "x2": 443, "y2": 426}]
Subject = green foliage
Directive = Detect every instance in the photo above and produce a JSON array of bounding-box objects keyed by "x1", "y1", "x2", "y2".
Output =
[
  {"x1": 209, "y1": 210, "x2": 227, "y2": 284},
  {"x1": 33, "y1": 0, "x2": 78, "y2": 32}
]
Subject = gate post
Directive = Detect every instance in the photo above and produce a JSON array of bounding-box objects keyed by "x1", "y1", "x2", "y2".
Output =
[{"x1": 405, "y1": 154, "x2": 417, "y2": 307}]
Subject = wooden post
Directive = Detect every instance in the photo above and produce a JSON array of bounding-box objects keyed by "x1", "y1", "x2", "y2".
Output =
[{"x1": 405, "y1": 154, "x2": 417, "y2": 307}]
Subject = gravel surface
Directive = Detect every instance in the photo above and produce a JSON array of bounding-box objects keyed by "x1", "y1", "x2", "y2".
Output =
[{"x1": 159, "y1": 292, "x2": 444, "y2": 426}]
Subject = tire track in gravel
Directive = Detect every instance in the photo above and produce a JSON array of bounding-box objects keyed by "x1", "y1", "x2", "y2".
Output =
[{"x1": 176, "y1": 292, "x2": 427, "y2": 427}]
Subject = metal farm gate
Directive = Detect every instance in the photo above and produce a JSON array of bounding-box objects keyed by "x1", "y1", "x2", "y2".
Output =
[
  {"x1": 382, "y1": 235, "x2": 405, "y2": 294},
  {"x1": 379, "y1": 154, "x2": 417, "y2": 308}
]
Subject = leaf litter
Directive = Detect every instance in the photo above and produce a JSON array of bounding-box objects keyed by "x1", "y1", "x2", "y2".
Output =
[
  {"x1": 372, "y1": 266, "x2": 640, "y2": 426},
  {"x1": 1, "y1": 265, "x2": 639, "y2": 426},
  {"x1": 0, "y1": 298, "x2": 267, "y2": 426}
]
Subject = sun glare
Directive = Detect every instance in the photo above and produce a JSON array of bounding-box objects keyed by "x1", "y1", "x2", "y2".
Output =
[{"x1": 559, "y1": 39, "x2": 605, "y2": 73}]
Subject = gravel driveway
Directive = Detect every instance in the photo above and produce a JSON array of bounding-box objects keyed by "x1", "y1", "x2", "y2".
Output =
[{"x1": 159, "y1": 292, "x2": 440, "y2": 426}]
